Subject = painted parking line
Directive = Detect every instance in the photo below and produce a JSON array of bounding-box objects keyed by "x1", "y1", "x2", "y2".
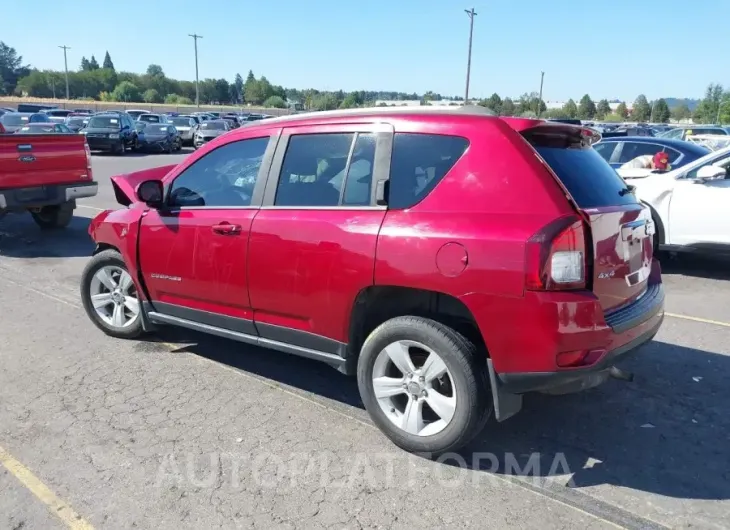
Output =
[
  {"x1": 665, "y1": 312, "x2": 730, "y2": 328},
  {"x1": 0, "y1": 444, "x2": 94, "y2": 530},
  {"x1": 76, "y1": 205, "x2": 106, "y2": 212}
]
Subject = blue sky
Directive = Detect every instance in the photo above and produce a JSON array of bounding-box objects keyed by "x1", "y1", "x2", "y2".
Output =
[{"x1": 4, "y1": 0, "x2": 729, "y2": 101}]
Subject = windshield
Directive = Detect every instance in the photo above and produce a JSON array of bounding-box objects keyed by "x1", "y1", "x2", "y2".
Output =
[
  {"x1": 88, "y1": 116, "x2": 121, "y2": 128},
  {"x1": 171, "y1": 117, "x2": 192, "y2": 127},
  {"x1": 67, "y1": 118, "x2": 86, "y2": 126},
  {"x1": 18, "y1": 125, "x2": 55, "y2": 133},
  {"x1": 1, "y1": 114, "x2": 29, "y2": 126},
  {"x1": 201, "y1": 121, "x2": 225, "y2": 130},
  {"x1": 138, "y1": 115, "x2": 160, "y2": 123}
]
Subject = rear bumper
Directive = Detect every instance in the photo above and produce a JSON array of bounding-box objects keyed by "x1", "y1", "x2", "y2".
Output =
[
  {"x1": 0, "y1": 181, "x2": 98, "y2": 210},
  {"x1": 86, "y1": 138, "x2": 122, "y2": 151}
]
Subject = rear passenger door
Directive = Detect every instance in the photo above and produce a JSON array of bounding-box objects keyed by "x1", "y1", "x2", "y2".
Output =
[{"x1": 248, "y1": 123, "x2": 392, "y2": 352}]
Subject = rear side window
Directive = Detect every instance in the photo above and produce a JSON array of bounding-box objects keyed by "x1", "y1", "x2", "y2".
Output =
[
  {"x1": 388, "y1": 133, "x2": 469, "y2": 209},
  {"x1": 535, "y1": 146, "x2": 638, "y2": 208}
]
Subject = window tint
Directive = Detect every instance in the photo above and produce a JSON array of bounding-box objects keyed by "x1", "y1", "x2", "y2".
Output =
[
  {"x1": 388, "y1": 133, "x2": 469, "y2": 209},
  {"x1": 535, "y1": 146, "x2": 638, "y2": 207},
  {"x1": 328, "y1": 133, "x2": 377, "y2": 206},
  {"x1": 168, "y1": 137, "x2": 269, "y2": 208},
  {"x1": 275, "y1": 133, "x2": 367, "y2": 207},
  {"x1": 660, "y1": 128, "x2": 682, "y2": 139},
  {"x1": 664, "y1": 148, "x2": 682, "y2": 164},
  {"x1": 618, "y1": 142, "x2": 665, "y2": 164},
  {"x1": 593, "y1": 141, "x2": 617, "y2": 162}
]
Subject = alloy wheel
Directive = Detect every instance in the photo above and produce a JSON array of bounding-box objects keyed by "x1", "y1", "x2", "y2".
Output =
[
  {"x1": 372, "y1": 340, "x2": 456, "y2": 437},
  {"x1": 89, "y1": 266, "x2": 139, "y2": 328}
]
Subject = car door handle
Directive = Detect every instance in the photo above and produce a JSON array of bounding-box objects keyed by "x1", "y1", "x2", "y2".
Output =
[{"x1": 212, "y1": 223, "x2": 242, "y2": 235}]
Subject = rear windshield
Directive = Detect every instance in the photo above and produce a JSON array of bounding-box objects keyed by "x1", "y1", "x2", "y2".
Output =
[
  {"x1": 88, "y1": 116, "x2": 121, "y2": 128},
  {"x1": 170, "y1": 117, "x2": 192, "y2": 126},
  {"x1": 201, "y1": 121, "x2": 226, "y2": 130},
  {"x1": 139, "y1": 115, "x2": 160, "y2": 123},
  {"x1": 1, "y1": 114, "x2": 29, "y2": 126},
  {"x1": 526, "y1": 128, "x2": 638, "y2": 208}
]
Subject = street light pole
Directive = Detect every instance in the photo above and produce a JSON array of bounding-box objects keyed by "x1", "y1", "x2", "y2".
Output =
[
  {"x1": 537, "y1": 71, "x2": 545, "y2": 118},
  {"x1": 464, "y1": 8, "x2": 477, "y2": 104},
  {"x1": 188, "y1": 33, "x2": 203, "y2": 108},
  {"x1": 59, "y1": 45, "x2": 71, "y2": 99}
]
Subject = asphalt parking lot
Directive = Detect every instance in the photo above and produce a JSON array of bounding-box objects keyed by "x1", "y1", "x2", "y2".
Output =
[{"x1": 1, "y1": 151, "x2": 729, "y2": 530}]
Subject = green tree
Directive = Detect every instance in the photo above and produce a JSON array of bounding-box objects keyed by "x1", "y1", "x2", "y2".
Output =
[
  {"x1": 146, "y1": 64, "x2": 164, "y2": 77},
  {"x1": 694, "y1": 83, "x2": 724, "y2": 123},
  {"x1": 562, "y1": 99, "x2": 578, "y2": 118},
  {"x1": 501, "y1": 97, "x2": 516, "y2": 116},
  {"x1": 480, "y1": 93, "x2": 502, "y2": 114},
  {"x1": 111, "y1": 81, "x2": 140, "y2": 102},
  {"x1": 80, "y1": 57, "x2": 91, "y2": 71},
  {"x1": 596, "y1": 99, "x2": 611, "y2": 119},
  {"x1": 577, "y1": 95, "x2": 596, "y2": 119},
  {"x1": 632, "y1": 94, "x2": 651, "y2": 122},
  {"x1": 264, "y1": 95, "x2": 287, "y2": 108},
  {"x1": 233, "y1": 73, "x2": 243, "y2": 102},
  {"x1": 142, "y1": 88, "x2": 162, "y2": 103},
  {"x1": 89, "y1": 55, "x2": 99, "y2": 70},
  {"x1": 102, "y1": 51, "x2": 114, "y2": 71},
  {"x1": 213, "y1": 78, "x2": 230, "y2": 103},
  {"x1": 616, "y1": 101, "x2": 629, "y2": 118},
  {"x1": 0, "y1": 41, "x2": 30, "y2": 94},
  {"x1": 670, "y1": 103, "x2": 691, "y2": 122},
  {"x1": 652, "y1": 98, "x2": 671, "y2": 123},
  {"x1": 603, "y1": 113, "x2": 624, "y2": 123}
]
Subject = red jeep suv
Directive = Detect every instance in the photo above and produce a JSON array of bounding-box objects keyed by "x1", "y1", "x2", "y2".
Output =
[{"x1": 81, "y1": 106, "x2": 664, "y2": 454}]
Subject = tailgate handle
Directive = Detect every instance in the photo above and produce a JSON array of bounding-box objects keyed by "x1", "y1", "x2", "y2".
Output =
[
  {"x1": 621, "y1": 220, "x2": 647, "y2": 242},
  {"x1": 16, "y1": 144, "x2": 33, "y2": 152}
]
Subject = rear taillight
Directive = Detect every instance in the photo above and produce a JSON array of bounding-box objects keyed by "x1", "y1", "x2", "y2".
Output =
[
  {"x1": 525, "y1": 216, "x2": 587, "y2": 291},
  {"x1": 84, "y1": 142, "x2": 93, "y2": 180},
  {"x1": 0, "y1": 122, "x2": 5, "y2": 133}
]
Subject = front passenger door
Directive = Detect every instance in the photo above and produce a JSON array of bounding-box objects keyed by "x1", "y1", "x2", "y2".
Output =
[{"x1": 138, "y1": 133, "x2": 278, "y2": 331}]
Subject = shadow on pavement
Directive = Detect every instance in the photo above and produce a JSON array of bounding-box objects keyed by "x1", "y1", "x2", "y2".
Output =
[
  {"x1": 0, "y1": 214, "x2": 94, "y2": 258},
  {"x1": 154, "y1": 328, "x2": 729, "y2": 503},
  {"x1": 658, "y1": 251, "x2": 730, "y2": 281}
]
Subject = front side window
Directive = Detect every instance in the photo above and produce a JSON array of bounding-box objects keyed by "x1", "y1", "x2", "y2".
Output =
[
  {"x1": 593, "y1": 141, "x2": 617, "y2": 162},
  {"x1": 274, "y1": 132, "x2": 377, "y2": 207},
  {"x1": 168, "y1": 137, "x2": 269, "y2": 208},
  {"x1": 388, "y1": 133, "x2": 469, "y2": 209},
  {"x1": 685, "y1": 152, "x2": 730, "y2": 180}
]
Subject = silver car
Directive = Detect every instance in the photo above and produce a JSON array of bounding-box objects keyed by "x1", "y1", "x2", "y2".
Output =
[
  {"x1": 0, "y1": 112, "x2": 51, "y2": 133},
  {"x1": 169, "y1": 116, "x2": 198, "y2": 146},
  {"x1": 193, "y1": 119, "x2": 230, "y2": 149}
]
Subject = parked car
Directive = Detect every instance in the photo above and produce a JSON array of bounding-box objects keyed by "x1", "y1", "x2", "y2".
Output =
[
  {"x1": 0, "y1": 132, "x2": 96, "y2": 228},
  {"x1": 594, "y1": 136, "x2": 710, "y2": 169},
  {"x1": 73, "y1": 108, "x2": 94, "y2": 114},
  {"x1": 137, "y1": 113, "x2": 169, "y2": 124},
  {"x1": 80, "y1": 106, "x2": 664, "y2": 455},
  {"x1": 221, "y1": 116, "x2": 240, "y2": 129},
  {"x1": 193, "y1": 119, "x2": 230, "y2": 148},
  {"x1": 126, "y1": 109, "x2": 152, "y2": 120},
  {"x1": 16, "y1": 103, "x2": 56, "y2": 113},
  {"x1": 41, "y1": 109, "x2": 74, "y2": 123},
  {"x1": 168, "y1": 116, "x2": 198, "y2": 145},
  {"x1": 81, "y1": 113, "x2": 139, "y2": 154},
  {"x1": 136, "y1": 123, "x2": 182, "y2": 153},
  {"x1": 0, "y1": 112, "x2": 51, "y2": 133},
  {"x1": 660, "y1": 126, "x2": 728, "y2": 141},
  {"x1": 16, "y1": 123, "x2": 73, "y2": 134},
  {"x1": 617, "y1": 145, "x2": 730, "y2": 254},
  {"x1": 65, "y1": 115, "x2": 90, "y2": 133}
]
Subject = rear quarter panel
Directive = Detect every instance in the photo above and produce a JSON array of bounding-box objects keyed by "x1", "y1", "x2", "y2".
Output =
[{"x1": 374, "y1": 117, "x2": 575, "y2": 354}]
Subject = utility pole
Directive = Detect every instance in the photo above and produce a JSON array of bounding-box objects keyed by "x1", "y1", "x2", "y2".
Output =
[
  {"x1": 59, "y1": 45, "x2": 71, "y2": 99},
  {"x1": 188, "y1": 34, "x2": 203, "y2": 108},
  {"x1": 537, "y1": 71, "x2": 545, "y2": 118},
  {"x1": 464, "y1": 8, "x2": 477, "y2": 104}
]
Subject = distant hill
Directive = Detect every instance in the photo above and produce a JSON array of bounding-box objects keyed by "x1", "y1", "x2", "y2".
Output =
[{"x1": 663, "y1": 98, "x2": 700, "y2": 111}]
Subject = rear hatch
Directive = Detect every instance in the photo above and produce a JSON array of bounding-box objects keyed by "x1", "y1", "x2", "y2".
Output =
[
  {"x1": 523, "y1": 124, "x2": 654, "y2": 312},
  {"x1": 0, "y1": 134, "x2": 91, "y2": 189}
]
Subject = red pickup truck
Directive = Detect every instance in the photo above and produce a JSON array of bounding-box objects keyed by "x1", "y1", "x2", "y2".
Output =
[{"x1": 0, "y1": 132, "x2": 97, "y2": 228}]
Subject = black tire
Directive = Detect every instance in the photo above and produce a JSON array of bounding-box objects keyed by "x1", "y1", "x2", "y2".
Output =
[
  {"x1": 30, "y1": 202, "x2": 74, "y2": 229},
  {"x1": 357, "y1": 316, "x2": 491, "y2": 456},
  {"x1": 117, "y1": 141, "x2": 126, "y2": 156},
  {"x1": 131, "y1": 136, "x2": 139, "y2": 152},
  {"x1": 80, "y1": 249, "x2": 143, "y2": 339}
]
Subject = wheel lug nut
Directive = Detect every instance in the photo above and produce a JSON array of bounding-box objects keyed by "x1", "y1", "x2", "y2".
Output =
[
  {"x1": 419, "y1": 376, "x2": 425, "y2": 382},
  {"x1": 421, "y1": 390, "x2": 428, "y2": 397}
]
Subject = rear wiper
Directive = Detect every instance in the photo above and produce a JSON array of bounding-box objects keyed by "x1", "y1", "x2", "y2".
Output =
[{"x1": 618, "y1": 184, "x2": 636, "y2": 196}]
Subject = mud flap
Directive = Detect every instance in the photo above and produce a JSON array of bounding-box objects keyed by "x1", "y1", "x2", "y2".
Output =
[{"x1": 487, "y1": 359, "x2": 523, "y2": 422}]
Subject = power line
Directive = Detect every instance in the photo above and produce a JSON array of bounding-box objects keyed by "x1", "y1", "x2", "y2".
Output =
[
  {"x1": 464, "y1": 8, "x2": 477, "y2": 104},
  {"x1": 59, "y1": 45, "x2": 71, "y2": 100},
  {"x1": 188, "y1": 34, "x2": 203, "y2": 108}
]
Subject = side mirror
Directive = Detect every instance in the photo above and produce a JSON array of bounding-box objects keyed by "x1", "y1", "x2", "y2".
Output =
[
  {"x1": 136, "y1": 180, "x2": 164, "y2": 207},
  {"x1": 695, "y1": 165, "x2": 725, "y2": 182}
]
